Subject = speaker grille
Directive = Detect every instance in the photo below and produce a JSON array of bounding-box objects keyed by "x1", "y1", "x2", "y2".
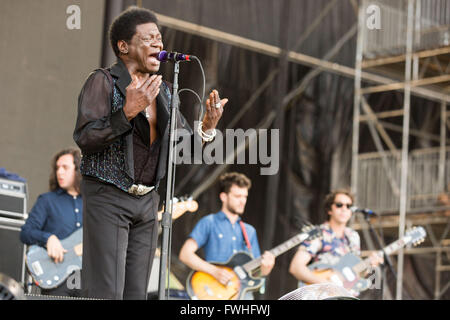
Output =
[
  {"x1": 0, "y1": 193, "x2": 25, "y2": 214},
  {"x1": 0, "y1": 178, "x2": 27, "y2": 219},
  {"x1": 0, "y1": 220, "x2": 26, "y2": 284}
]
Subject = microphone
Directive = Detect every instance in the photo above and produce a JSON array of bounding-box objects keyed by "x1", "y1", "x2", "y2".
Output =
[
  {"x1": 350, "y1": 206, "x2": 377, "y2": 216},
  {"x1": 157, "y1": 50, "x2": 194, "y2": 62}
]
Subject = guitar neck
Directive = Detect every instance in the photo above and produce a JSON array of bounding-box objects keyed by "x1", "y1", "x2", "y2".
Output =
[
  {"x1": 354, "y1": 236, "x2": 409, "y2": 274},
  {"x1": 243, "y1": 232, "x2": 310, "y2": 273},
  {"x1": 157, "y1": 200, "x2": 198, "y2": 222}
]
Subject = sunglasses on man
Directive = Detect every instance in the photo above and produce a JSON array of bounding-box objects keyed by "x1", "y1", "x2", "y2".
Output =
[{"x1": 333, "y1": 202, "x2": 352, "y2": 209}]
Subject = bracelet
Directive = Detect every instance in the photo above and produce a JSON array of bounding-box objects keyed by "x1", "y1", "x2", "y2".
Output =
[{"x1": 197, "y1": 121, "x2": 216, "y2": 142}]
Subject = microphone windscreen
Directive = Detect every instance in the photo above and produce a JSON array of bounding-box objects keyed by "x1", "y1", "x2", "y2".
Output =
[{"x1": 157, "y1": 50, "x2": 168, "y2": 62}]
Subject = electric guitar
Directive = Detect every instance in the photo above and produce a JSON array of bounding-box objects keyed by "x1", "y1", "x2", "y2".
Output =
[
  {"x1": 26, "y1": 199, "x2": 198, "y2": 289},
  {"x1": 186, "y1": 225, "x2": 322, "y2": 300},
  {"x1": 303, "y1": 226, "x2": 427, "y2": 295}
]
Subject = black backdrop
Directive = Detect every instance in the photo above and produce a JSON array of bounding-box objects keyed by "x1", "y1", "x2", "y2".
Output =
[{"x1": 99, "y1": 0, "x2": 447, "y2": 300}]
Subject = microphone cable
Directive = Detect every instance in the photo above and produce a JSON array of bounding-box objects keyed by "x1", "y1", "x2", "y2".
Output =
[{"x1": 177, "y1": 55, "x2": 207, "y2": 124}]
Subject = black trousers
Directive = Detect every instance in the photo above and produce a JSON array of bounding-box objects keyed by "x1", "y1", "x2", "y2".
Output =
[{"x1": 81, "y1": 178, "x2": 159, "y2": 300}]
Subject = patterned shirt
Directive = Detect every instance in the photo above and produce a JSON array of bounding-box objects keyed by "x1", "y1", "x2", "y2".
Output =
[
  {"x1": 189, "y1": 211, "x2": 261, "y2": 263},
  {"x1": 300, "y1": 222, "x2": 360, "y2": 266}
]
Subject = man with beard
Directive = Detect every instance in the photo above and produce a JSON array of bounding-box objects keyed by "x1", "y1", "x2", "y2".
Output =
[{"x1": 179, "y1": 172, "x2": 275, "y2": 299}]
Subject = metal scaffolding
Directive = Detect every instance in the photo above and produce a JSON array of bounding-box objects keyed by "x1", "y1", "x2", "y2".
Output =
[
  {"x1": 352, "y1": 0, "x2": 450, "y2": 300},
  {"x1": 150, "y1": 0, "x2": 450, "y2": 299}
]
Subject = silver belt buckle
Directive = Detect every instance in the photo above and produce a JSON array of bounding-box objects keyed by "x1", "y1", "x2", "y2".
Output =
[{"x1": 128, "y1": 184, "x2": 154, "y2": 196}]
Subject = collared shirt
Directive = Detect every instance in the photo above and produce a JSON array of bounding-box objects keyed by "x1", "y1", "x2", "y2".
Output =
[
  {"x1": 300, "y1": 222, "x2": 360, "y2": 266},
  {"x1": 20, "y1": 189, "x2": 83, "y2": 247},
  {"x1": 189, "y1": 211, "x2": 261, "y2": 263}
]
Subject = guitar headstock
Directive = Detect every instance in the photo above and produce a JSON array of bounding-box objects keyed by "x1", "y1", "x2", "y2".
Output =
[
  {"x1": 301, "y1": 224, "x2": 322, "y2": 241},
  {"x1": 176, "y1": 196, "x2": 199, "y2": 212},
  {"x1": 404, "y1": 226, "x2": 427, "y2": 247},
  {"x1": 158, "y1": 198, "x2": 199, "y2": 222},
  {"x1": 175, "y1": 199, "x2": 199, "y2": 212}
]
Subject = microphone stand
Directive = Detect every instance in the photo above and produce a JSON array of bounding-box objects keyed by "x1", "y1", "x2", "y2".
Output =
[
  {"x1": 363, "y1": 212, "x2": 397, "y2": 300},
  {"x1": 158, "y1": 61, "x2": 181, "y2": 300}
]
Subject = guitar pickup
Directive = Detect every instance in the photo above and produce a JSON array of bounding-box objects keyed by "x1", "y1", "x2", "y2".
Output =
[
  {"x1": 234, "y1": 266, "x2": 246, "y2": 280},
  {"x1": 31, "y1": 261, "x2": 44, "y2": 276},
  {"x1": 342, "y1": 267, "x2": 356, "y2": 281}
]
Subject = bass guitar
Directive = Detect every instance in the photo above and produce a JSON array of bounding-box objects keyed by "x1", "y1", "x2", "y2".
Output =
[
  {"x1": 26, "y1": 199, "x2": 198, "y2": 289},
  {"x1": 303, "y1": 226, "x2": 426, "y2": 294},
  {"x1": 186, "y1": 225, "x2": 321, "y2": 300}
]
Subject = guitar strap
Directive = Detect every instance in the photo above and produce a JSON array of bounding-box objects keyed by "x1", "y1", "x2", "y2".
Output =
[{"x1": 239, "y1": 220, "x2": 252, "y2": 252}]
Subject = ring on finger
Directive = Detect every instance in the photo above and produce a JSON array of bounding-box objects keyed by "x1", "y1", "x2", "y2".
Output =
[{"x1": 214, "y1": 102, "x2": 221, "y2": 109}]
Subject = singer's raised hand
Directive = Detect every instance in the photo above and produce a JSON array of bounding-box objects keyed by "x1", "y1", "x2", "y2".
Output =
[
  {"x1": 203, "y1": 89, "x2": 228, "y2": 131},
  {"x1": 123, "y1": 74, "x2": 162, "y2": 121}
]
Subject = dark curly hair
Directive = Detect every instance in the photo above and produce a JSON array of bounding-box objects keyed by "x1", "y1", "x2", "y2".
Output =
[
  {"x1": 49, "y1": 147, "x2": 82, "y2": 194},
  {"x1": 109, "y1": 6, "x2": 159, "y2": 58},
  {"x1": 219, "y1": 172, "x2": 252, "y2": 194},
  {"x1": 323, "y1": 189, "x2": 354, "y2": 220}
]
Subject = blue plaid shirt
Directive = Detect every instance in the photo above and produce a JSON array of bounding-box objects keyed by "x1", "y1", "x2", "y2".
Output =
[{"x1": 189, "y1": 211, "x2": 261, "y2": 262}]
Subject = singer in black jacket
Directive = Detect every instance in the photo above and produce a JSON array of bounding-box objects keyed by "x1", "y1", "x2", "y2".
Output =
[{"x1": 73, "y1": 6, "x2": 228, "y2": 300}]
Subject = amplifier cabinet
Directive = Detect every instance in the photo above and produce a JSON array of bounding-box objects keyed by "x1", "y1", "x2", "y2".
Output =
[
  {"x1": 0, "y1": 217, "x2": 26, "y2": 285},
  {"x1": 0, "y1": 178, "x2": 27, "y2": 219}
]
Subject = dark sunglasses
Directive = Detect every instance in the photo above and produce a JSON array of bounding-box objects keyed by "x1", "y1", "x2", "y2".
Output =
[{"x1": 334, "y1": 202, "x2": 352, "y2": 209}]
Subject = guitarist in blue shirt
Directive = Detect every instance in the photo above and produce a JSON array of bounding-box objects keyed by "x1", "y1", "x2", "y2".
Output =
[
  {"x1": 20, "y1": 147, "x2": 83, "y2": 297},
  {"x1": 179, "y1": 172, "x2": 275, "y2": 299}
]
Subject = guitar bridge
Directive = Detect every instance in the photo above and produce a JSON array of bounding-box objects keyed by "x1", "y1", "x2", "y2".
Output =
[{"x1": 31, "y1": 261, "x2": 44, "y2": 276}]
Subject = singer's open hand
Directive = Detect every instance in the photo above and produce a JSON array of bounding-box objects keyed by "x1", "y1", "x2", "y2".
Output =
[
  {"x1": 202, "y1": 89, "x2": 228, "y2": 131},
  {"x1": 123, "y1": 74, "x2": 162, "y2": 121}
]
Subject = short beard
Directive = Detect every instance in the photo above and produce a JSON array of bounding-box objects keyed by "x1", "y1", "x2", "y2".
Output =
[{"x1": 226, "y1": 203, "x2": 243, "y2": 216}]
